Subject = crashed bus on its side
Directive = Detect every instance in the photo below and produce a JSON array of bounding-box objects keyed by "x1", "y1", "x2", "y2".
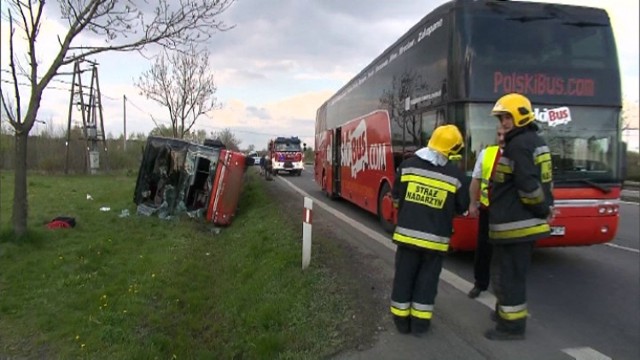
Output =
[{"x1": 133, "y1": 136, "x2": 247, "y2": 226}]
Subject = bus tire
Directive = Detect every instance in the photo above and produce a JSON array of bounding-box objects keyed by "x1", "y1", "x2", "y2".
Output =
[{"x1": 378, "y1": 182, "x2": 395, "y2": 234}]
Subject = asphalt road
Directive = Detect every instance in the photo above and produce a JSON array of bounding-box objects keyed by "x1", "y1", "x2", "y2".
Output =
[{"x1": 262, "y1": 166, "x2": 640, "y2": 360}]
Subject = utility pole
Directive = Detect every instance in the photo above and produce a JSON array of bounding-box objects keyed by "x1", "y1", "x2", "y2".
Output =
[
  {"x1": 65, "y1": 60, "x2": 110, "y2": 174},
  {"x1": 123, "y1": 94, "x2": 127, "y2": 150}
]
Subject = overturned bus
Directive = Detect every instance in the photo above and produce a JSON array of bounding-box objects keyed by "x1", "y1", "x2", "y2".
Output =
[{"x1": 133, "y1": 136, "x2": 247, "y2": 226}]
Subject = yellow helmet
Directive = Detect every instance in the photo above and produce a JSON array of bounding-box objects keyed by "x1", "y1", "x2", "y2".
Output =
[
  {"x1": 428, "y1": 124, "x2": 464, "y2": 157},
  {"x1": 491, "y1": 93, "x2": 535, "y2": 127}
]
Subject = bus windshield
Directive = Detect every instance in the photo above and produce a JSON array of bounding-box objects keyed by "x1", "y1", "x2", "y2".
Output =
[{"x1": 466, "y1": 104, "x2": 620, "y2": 183}]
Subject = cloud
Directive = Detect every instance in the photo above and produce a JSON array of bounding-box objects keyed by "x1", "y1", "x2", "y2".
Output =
[{"x1": 2, "y1": 0, "x2": 637, "y2": 152}]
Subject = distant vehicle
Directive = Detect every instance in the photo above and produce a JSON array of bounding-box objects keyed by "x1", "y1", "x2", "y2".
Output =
[
  {"x1": 133, "y1": 136, "x2": 247, "y2": 226},
  {"x1": 314, "y1": 0, "x2": 623, "y2": 250},
  {"x1": 247, "y1": 151, "x2": 261, "y2": 166},
  {"x1": 268, "y1": 136, "x2": 306, "y2": 176}
]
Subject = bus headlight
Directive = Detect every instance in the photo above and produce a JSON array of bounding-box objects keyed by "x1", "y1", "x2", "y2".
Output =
[{"x1": 598, "y1": 204, "x2": 618, "y2": 215}]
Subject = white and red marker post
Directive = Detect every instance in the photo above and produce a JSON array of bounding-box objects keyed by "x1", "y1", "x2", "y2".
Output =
[{"x1": 302, "y1": 196, "x2": 313, "y2": 270}]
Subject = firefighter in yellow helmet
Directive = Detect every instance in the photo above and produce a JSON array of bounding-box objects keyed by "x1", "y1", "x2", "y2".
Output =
[
  {"x1": 390, "y1": 124, "x2": 469, "y2": 337},
  {"x1": 485, "y1": 93, "x2": 554, "y2": 341}
]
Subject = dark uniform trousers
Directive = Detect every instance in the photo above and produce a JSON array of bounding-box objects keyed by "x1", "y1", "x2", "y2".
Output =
[
  {"x1": 490, "y1": 241, "x2": 535, "y2": 334},
  {"x1": 473, "y1": 207, "x2": 493, "y2": 290},
  {"x1": 391, "y1": 245, "x2": 444, "y2": 332}
]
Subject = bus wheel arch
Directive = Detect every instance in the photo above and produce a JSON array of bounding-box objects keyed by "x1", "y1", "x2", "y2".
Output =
[{"x1": 378, "y1": 181, "x2": 395, "y2": 233}]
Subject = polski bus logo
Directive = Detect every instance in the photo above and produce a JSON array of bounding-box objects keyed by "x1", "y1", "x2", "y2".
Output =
[
  {"x1": 341, "y1": 119, "x2": 387, "y2": 178},
  {"x1": 535, "y1": 106, "x2": 572, "y2": 127}
]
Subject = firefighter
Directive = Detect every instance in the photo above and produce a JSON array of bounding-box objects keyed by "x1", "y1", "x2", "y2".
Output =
[
  {"x1": 390, "y1": 124, "x2": 469, "y2": 337},
  {"x1": 486, "y1": 93, "x2": 554, "y2": 341},
  {"x1": 467, "y1": 124, "x2": 506, "y2": 299}
]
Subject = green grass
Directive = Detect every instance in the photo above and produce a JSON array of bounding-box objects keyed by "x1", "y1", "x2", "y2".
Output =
[{"x1": 0, "y1": 171, "x2": 359, "y2": 359}]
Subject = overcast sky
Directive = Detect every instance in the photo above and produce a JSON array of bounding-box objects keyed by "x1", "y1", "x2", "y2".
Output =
[{"x1": 1, "y1": 0, "x2": 638, "y2": 150}]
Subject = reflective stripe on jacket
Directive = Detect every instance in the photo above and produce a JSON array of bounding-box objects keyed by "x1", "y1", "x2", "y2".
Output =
[
  {"x1": 489, "y1": 125, "x2": 553, "y2": 244},
  {"x1": 391, "y1": 155, "x2": 468, "y2": 252},
  {"x1": 479, "y1": 145, "x2": 500, "y2": 207}
]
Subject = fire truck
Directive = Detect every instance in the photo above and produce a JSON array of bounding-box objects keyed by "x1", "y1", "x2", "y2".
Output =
[{"x1": 268, "y1": 136, "x2": 306, "y2": 176}]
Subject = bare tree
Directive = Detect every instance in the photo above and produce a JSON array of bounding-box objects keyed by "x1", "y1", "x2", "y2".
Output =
[
  {"x1": 210, "y1": 128, "x2": 241, "y2": 151},
  {"x1": 136, "y1": 45, "x2": 220, "y2": 139},
  {"x1": 0, "y1": 0, "x2": 236, "y2": 237}
]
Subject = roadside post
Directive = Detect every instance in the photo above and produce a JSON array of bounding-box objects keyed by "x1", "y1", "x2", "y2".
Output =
[{"x1": 302, "y1": 197, "x2": 313, "y2": 270}]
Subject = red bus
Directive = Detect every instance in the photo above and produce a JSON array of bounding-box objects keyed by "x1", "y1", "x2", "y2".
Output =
[{"x1": 314, "y1": 0, "x2": 624, "y2": 251}]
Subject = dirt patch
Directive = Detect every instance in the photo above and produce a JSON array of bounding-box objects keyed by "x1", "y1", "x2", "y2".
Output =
[{"x1": 261, "y1": 176, "x2": 392, "y2": 354}]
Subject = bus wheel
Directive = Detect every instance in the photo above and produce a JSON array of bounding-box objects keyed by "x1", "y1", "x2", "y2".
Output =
[{"x1": 378, "y1": 182, "x2": 395, "y2": 233}]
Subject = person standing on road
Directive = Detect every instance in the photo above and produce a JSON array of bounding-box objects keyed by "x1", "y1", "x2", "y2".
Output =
[
  {"x1": 467, "y1": 124, "x2": 506, "y2": 299},
  {"x1": 390, "y1": 124, "x2": 469, "y2": 337},
  {"x1": 259, "y1": 154, "x2": 266, "y2": 176},
  {"x1": 485, "y1": 93, "x2": 554, "y2": 341}
]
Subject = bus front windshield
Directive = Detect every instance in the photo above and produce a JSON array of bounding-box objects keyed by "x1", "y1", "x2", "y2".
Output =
[{"x1": 466, "y1": 104, "x2": 620, "y2": 183}]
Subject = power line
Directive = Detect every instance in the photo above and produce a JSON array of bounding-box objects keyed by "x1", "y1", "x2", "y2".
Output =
[{"x1": 1, "y1": 69, "x2": 119, "y2": 101}]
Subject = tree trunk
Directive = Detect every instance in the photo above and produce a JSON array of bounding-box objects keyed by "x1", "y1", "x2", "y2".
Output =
[{"x1": 13, "y1": 131, "x2": 29, "y2": 236}]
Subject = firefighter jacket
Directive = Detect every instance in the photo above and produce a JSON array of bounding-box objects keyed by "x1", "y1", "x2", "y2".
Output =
[
  {"x1": 391, "y1": 148, "x2": 469, "y2": 252},
  {"x1": 488, "y1": 124, "x2": 554, "y2": 244}
]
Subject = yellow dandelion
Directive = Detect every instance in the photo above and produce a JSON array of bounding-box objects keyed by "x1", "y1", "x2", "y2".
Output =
[
  {"x1": 75, "y1": 335, "x2": 80, "y2": 340},
  {"x1": 151, "y1": 273, "x2": 156, "y2": 278},
  {"x1": 81, "y1": 343, "x2": 85, "y2": 348}
]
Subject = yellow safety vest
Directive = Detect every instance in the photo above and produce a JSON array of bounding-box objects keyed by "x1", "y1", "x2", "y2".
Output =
[{"x1": 479, "y1": 145, "x2": 500, "y2": 207}]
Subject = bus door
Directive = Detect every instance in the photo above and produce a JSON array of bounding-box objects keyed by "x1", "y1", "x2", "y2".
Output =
[{"x1": 332, "y1": 127, "x2": 342, "y2": 196}]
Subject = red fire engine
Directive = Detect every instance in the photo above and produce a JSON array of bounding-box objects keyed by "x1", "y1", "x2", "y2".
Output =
[{"x1": 268, "y1": 136, "x2": 306, "y2": 176}]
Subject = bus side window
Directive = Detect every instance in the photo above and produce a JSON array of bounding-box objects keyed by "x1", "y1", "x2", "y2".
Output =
[{"x1": 420, "y1": 111, "x2": 438, "y2": 146}]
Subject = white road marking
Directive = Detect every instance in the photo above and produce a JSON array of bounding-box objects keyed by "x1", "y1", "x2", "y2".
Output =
[
  {"x1": 604, "y1": 243, "x2": 640, "y2": 253},
  {"x1": 562, "y1": 347, "x2": 612, "y2": 360}
]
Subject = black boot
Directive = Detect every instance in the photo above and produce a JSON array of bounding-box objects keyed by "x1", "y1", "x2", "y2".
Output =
[
  {"x1": 411, "y1": 318, "x2": 431, "y2": 338},
  {"x1": 467, "y1": 286, "x2": 484, "y2": 298},
  {"x1": 393, "y1": 316, "x2": 411, "y2": 334}
]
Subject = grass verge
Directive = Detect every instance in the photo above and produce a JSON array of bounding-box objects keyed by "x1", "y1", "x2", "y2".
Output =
[{"x1": 0, "y1": 170, "x2": 364, "y2": 359}]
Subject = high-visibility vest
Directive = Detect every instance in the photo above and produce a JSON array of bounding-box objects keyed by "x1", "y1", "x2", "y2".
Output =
[{"x1": 479, "y1": 145, "x2": 500, "y2": 207}]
